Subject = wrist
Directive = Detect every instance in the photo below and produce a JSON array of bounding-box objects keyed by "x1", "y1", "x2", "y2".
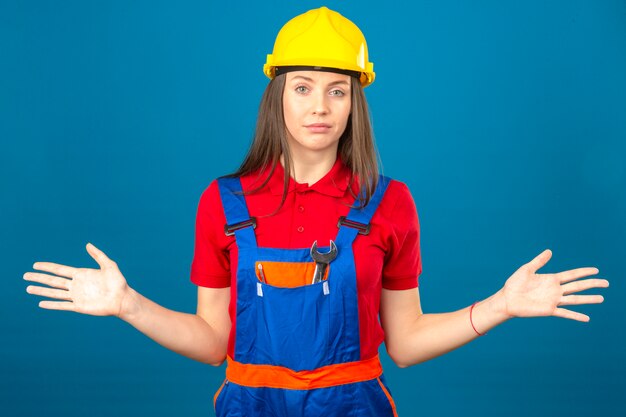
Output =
[
  {"x1": 117, "y1": 286, "x2": 140, "y2": 322},
  {"x1": 470, "y1": 290, "x2": 514, "y2": 336},
  {"x1": 488, "y1": 289, "x2": 514, "y2": 322}
]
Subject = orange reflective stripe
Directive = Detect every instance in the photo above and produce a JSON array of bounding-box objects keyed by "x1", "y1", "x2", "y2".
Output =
[
  {"x1": 226, "y1": 355, "x2": 383, "y2": 390},
  {"x1": 377, "y1": 377, "x2": 398, "y2": 417}
]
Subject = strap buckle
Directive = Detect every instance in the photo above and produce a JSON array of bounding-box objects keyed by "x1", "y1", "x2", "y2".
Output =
[
  {"x1": 337, "y1": 216, "x2": 371, "y2": 236},
  {"x1": 224, "y1": 217, "x2": 257, "y2": 236}
]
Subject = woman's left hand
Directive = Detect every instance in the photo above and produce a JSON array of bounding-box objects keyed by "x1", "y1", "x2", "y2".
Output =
[{"x1": 501, "y1": 249, "x2": 609, "y2": 322}]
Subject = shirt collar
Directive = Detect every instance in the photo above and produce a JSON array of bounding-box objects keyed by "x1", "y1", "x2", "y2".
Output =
[{"x1": 265, "y1": 154, "x2": 351, "y2": 197}]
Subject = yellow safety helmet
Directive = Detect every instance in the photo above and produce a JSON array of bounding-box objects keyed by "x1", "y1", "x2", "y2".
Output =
[{"x1": 263, "y1": 6, "x2": 375, "y2": 87}]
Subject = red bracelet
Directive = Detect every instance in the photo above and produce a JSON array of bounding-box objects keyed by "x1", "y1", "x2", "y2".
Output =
[{"x1": 470, "y1": 301, "x2": 487, "y2": 336}]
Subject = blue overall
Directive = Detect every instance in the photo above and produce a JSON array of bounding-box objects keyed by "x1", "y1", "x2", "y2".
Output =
[{"x1": 213, "y1": 175, "x2": 398, "y2": 417}]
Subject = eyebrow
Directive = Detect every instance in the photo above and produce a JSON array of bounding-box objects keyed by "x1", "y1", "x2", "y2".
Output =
[{"x1": 290, "y1": 75, "x2": 350, "y2": 86}]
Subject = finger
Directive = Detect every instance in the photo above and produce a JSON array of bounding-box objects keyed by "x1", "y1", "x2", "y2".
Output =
[
  {"x1": 27, "y1": 285, "x2": 72, "y2": 300},
  {"x1": 86, "y1": 242, "x2": 116, "y2": 269},
  {"x1": 38, "y1": 300, "x2": 75, "y2": 311},
  {"x1": 559, "y1": 294, "x2": 605, "y2": 306},
  {"x1": 32, "y1": 262, "x2": 77, "y2": 279},
  {"x1": 561, "y1": 278, "x2": 610, "y2": 295},
  {"x1": 553, "y1": 307, "x2": 589, "y2": 322},
  {"x1": 23, "y1": 272, "x2": 71, "y2": 290},
  {"x1": 526, "y1": 249, "x2": 552, "y2": 273},
  {"x1": 556, "y1": 267, "x2": 600, "y2": 284}
]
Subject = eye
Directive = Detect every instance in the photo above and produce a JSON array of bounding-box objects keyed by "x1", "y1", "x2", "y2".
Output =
[
  {"x1": 295, "y1": 85, "x2": 309, "y2": 94},
  {"x1": 329, "y1": 89, "x2": 346, "y2": 97}
]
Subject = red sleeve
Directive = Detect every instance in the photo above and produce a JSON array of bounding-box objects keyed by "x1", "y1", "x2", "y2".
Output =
[
  {"x1": 381, "y1": 181, "x2": 422, "y2": 290},
  {"x1": 190, "y1": 180, "x2": 231, "y2": 288}
]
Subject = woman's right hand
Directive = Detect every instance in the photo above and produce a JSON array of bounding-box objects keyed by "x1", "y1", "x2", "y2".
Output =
[{"x1": 24, "y1": 243, "x2": 131, "y2": 317}]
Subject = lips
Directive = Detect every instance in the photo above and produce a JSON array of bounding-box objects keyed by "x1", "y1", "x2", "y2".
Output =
[
  {"x1": 305, "y1": 123, "x2": 331, "y2": 128},
  {"x1": 305, "y1": 123, "x2": 332, "y2": 133}
]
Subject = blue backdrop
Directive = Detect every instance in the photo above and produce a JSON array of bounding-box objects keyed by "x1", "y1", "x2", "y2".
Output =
[{"x1": 2, "y1": 1, "x2": 624, "y2": 416}]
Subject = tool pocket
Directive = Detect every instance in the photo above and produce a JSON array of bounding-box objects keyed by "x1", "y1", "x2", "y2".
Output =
[
  {"x1": 255, "y1": 260, "x2": 329, "y2": 288},
  {"x1": 254, "y1": 273, "x2": 331, "y2": 371}
]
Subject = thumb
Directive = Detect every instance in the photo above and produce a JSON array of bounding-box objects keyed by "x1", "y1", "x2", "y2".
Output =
[
  {"x1": 526, "y1": 249, "x2": 552, "y2": 273},
  {"x1": 86, "y1": 242, "x2": 116, "y2": 269}
]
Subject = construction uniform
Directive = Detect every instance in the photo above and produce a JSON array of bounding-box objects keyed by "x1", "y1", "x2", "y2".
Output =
[{"x1": 191, "y1": 157, "x2": 422, "y2": 416}]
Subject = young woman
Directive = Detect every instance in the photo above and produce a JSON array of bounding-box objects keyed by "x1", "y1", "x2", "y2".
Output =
[{"x1": 24, "y1": 7, "x2": 609, "y2": 417}]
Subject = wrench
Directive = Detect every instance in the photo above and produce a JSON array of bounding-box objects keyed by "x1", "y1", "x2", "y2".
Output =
[{"x1": 310, "y1": 240, "x2": 338, "y2": 284}]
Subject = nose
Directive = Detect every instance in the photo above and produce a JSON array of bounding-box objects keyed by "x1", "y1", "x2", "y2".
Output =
[{"x1": 312, "y1": 91, "x2": 329, "y2": 115}]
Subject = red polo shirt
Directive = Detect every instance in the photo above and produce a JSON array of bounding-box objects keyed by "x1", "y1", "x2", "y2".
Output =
[{"x1": 190, "y1": 155, "x2": 422, "y2": 360}]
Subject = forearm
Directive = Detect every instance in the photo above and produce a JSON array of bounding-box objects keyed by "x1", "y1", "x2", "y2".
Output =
[
  {"x1": 390, "y1": 289, "x2": 512, "y2": 367},
  {"x1": 118, "y1": 288, "x2": 227, "y2": 366}
]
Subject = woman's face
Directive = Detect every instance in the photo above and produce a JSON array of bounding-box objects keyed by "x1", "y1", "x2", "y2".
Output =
[{"x1": 282, "y1": 70, "x2": 352, "y2": 158}]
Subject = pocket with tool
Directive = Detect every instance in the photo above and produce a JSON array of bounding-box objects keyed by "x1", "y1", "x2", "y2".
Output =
[
  {"x1": 255, "y1": 240, "x2": 338, "y2": 288},
  {"x1": 255, "y1": 260, "x2": 329, "y2": 288}
]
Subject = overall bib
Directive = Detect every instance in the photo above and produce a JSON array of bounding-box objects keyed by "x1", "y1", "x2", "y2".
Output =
[{"x1": 213, "y1": 175, "x2": 398, "y2": 417}]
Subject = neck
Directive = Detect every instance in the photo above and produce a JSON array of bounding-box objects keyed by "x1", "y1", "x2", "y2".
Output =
[{"x1": 280, "y1": 148, "x2": 338, "y2": 185}]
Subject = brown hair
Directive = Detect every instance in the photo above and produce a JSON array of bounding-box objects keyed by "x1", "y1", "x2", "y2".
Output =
[{"x1": 227, "y1": 73, "x2": 380, "y2": 214}]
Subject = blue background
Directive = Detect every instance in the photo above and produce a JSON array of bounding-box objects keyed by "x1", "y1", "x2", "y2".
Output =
[{"x1": 2, "y1": 1, "x2": 624, "y2": 416}]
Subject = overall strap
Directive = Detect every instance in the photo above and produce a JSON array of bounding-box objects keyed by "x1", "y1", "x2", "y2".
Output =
[
  {"x1": 335, "y1": 175, "x2": 391, "y2": 247},
  {"x1": 216, "y1": 176, "x2": 258, "y2": 248}
]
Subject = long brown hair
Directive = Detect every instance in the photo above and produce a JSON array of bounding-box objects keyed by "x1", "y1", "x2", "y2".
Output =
[{"x1": 227, "y1": 73, "x2": 380, "y2": 214}]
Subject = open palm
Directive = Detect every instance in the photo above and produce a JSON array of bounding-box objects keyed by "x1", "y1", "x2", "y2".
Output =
[
  {"x1": 502, "y1": 249, "x2": 608, "y2": 322},
  {"x1": 24, "y1": 243, "x2": 129, "y2": 317}
]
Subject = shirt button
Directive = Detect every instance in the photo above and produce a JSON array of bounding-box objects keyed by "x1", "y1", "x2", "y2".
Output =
[
  {"x1": 298, "y1": 205, "x2": 305, "y2": 212},
  {"x1": 297, "y1": 226, "x2": 304, "y2": 233}
]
